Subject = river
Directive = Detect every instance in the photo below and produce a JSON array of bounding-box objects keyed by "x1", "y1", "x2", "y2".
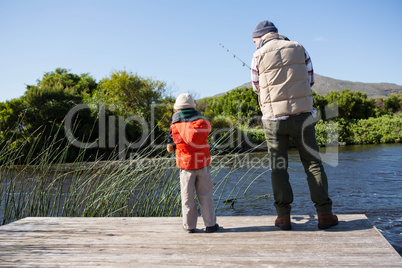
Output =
[{"x1": 211, "y1": 143, "x2": 402, "y2": 255}]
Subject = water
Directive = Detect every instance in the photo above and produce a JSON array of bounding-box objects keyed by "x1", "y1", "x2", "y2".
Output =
[{"x1": 212, "y1": 143, "x2": 402, "y2": 255}]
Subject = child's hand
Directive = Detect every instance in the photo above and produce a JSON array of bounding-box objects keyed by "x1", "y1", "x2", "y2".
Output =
[{"x1": 167, "y1": 144, "x2": 175, "y2": 153}]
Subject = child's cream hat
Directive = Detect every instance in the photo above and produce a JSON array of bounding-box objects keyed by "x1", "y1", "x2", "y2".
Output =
[{"x1": 174, "y1": 93, "x2": 196, "y2": 110}]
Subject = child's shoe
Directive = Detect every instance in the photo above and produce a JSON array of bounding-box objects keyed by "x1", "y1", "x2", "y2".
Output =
[
  {"x1": 205, "y1": 224, "x2": 219, "y2": 233},
  {"x1": 183, "y1": 226, "x2": 195, "y2": 233}
]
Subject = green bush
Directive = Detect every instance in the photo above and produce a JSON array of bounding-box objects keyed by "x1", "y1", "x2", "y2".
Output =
[
  {"x1": 314, "y1": 114, "x2": 401, "y2": 146},
  {"x1": 351, "y1": 114, "x2": 401, "y2": 144},
  {"x1": 241, "y1": 126, "x2": 265, "y2": 146}
]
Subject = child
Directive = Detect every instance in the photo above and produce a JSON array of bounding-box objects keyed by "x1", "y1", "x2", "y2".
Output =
[{"x1": 167, "y1": 93, "x2": 219, "y2": 233}]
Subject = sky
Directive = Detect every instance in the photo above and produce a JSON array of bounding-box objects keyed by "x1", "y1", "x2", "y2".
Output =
[{"x1": 1, "y1": 0, "x2": 401, "y2": 102}]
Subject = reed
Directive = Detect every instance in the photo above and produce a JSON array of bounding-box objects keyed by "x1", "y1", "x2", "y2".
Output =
[{"x1": 0, "y1": 123, "x2": 268, "y2": 225}]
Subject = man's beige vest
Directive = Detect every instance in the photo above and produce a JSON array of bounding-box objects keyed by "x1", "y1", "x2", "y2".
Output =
[{"x1": 253, "y1": 39, "x2": 313, "y2": 118}]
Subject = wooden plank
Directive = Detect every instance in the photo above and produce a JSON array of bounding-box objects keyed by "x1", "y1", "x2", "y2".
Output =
[{"x1": 0, "y1": 215, "x2": 401, "y2": 267}]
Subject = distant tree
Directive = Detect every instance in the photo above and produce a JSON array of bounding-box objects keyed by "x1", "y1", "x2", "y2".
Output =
[
  {"x1": 28, "y1": 67, "x2": 98, "y2": 96},
  {"x1": 89, "y1": 70, "x2": 166, "y2": 121},
  {"x1": 325, "y1": 89, "x2": 376, "y2": 119},
  {"x1": 0, "y1": 68, "x2": 101, "y2": 163},
  {"x1": 23, "y1": 84, "x2": 83, "y2": 131},
  {"x1": 312, "y1": 90, "x2": 328, "y2": 119},
  {"x1": 198, "y1": 87, "x2": 261, "y2": 124},
  {"x1": 22, "y1": 82, "x2": 98, "y2": 163},
  {"x1": 154, "y1": 96, "x2": 175, "y2": 130},
  {"x1": 375, "y1": 98, "x2": 385, "y2": 110},
  {"x1": 0, "y1": 99, "x2": 27, "y2": 159},
  {"x1": 197, "y1": 97, "x2": 210, "y2": 113},
  {"x1": 384, "y1": 93, "x2": 402, "y2": 113},
  {"x1": 0, "y1": 98, "x2": 26, "y2": 134},
  {"x1": 22, "y1": 68, "x2": 98, "y2": 135}
]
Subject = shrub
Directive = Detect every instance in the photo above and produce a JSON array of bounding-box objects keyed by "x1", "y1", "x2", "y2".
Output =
[{"x1": 351, "y1": 114, "x2": 401, "y2": 144}]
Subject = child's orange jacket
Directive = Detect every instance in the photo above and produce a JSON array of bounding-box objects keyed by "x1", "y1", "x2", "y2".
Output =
[{"x1": 168, "y1": 110, "x2": 211, "y2": 170}]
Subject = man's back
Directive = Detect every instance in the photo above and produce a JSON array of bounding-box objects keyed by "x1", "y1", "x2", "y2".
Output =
[{"x1": 253, "y1": 39, "x2": 313, "y2": 118}]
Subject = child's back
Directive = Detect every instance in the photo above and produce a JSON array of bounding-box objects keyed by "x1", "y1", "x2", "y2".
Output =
[{"x1": 169, "y1": 109, "x2": 211, "y2": 170}]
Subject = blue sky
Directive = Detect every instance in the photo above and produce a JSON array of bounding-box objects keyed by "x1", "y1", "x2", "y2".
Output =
[{"x1": 1, "y1": 0, "x2": 401, "y2": 102}]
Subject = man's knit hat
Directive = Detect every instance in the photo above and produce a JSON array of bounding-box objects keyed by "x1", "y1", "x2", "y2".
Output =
[
  {"x1": 252, "y1": 20, "x2": 278, "y2": 38},
  {"x1": 174, "y1": 93, "x2": 196, "y2": 110}
]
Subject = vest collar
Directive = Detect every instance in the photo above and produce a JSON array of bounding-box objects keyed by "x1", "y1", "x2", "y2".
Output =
[{"x1": 259, "y1": 33, "x2": 289, "y2": 48}]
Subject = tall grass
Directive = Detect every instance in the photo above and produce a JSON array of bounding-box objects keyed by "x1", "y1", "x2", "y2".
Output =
[{"x1": 0, "y1": 123, "x2": 268, "y2": 225}]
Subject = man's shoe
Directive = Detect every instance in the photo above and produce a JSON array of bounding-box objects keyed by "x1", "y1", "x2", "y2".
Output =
[
  {"x1": 318, "y1": 213, "x2": 338, "y2": 229},
  {"x1": 183, "y1": 226, "x2": 195, "y2": 233},
  {"x1": 275, "y1": 216, "x2": 292, "y2": 230},
  {"x1": 205, "y1": 224, "x2": 219, "y2": 233}
]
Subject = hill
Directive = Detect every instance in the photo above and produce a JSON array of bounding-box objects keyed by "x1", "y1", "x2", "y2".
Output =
[{"x1": 230, "y1": 74, "x2": 402, "y2": 98}]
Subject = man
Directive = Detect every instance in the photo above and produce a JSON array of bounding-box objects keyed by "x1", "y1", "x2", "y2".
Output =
[{"x1": 250, "y1": 20, "x2": 338, "y2": 230}]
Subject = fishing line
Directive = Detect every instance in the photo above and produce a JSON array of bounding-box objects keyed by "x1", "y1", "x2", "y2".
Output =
[{"x1": 219, "y1": 43, "x2": 251, "y2": 70}]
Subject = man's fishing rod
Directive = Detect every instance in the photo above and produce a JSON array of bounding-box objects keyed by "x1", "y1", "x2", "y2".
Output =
[
  {"x1": 220, "y1": 35, "x2": 289, "y2": 70},
  {"x1": 219, "y1": 43, "x2": 251, "y2": 70}
]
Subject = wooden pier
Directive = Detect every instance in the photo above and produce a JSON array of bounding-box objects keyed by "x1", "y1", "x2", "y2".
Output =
[{"x1": 0, "y1": 214, "x2": 401, "y2": 267}]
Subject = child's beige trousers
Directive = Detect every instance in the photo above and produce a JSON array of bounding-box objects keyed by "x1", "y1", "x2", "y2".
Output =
[{"x1": 180, "y1": 166, "x2": 216, "y2": 230}]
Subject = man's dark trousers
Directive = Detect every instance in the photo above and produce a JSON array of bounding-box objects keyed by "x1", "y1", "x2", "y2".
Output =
[{"x1": 263, "y1": 112, "x2": 333, "y2": 217}]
